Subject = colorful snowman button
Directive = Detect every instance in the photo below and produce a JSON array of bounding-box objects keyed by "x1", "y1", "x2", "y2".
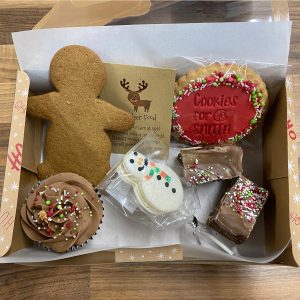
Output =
[{"x1": 117, "y1": 151, "x2": 184, "y2": 215}]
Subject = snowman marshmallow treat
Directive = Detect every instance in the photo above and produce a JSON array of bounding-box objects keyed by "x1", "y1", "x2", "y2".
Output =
[{"x1": 117, "y1": 151, "x2": 184, "y2": 215}]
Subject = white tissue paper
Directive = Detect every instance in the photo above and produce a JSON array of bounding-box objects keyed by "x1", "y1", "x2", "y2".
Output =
[{"x1": 6, "y1": 21, "x2": 291, "y2": 263}]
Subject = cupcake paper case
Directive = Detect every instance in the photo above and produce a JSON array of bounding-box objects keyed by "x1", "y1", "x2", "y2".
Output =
[
  {"x1": 21, "y1": 173, "x2": 103, "y2": 253},
  {"x1": 172, "y1": 63, "x2": 268, "y2": 145}
]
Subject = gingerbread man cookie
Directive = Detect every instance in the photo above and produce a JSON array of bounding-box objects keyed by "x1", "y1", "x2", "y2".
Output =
[{"x1": 27, "y1": 45, "x2": 134, "y2": 185}]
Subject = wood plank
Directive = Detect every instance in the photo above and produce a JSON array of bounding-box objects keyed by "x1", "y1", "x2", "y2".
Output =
[
  {"x1": 0, "y1": 7, "x2": 51, "y2": 44},
  {"x1": 0, "y1": 264, "x2": 90, "y2": 299},
  {"x1": 90, "y1": 262, "x2": 300, "y2": 299},
  {"x1": 0, "y1": 1, "x2": 57, "y2": 9}
]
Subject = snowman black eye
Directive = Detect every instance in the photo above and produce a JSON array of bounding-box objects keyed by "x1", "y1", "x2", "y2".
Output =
[
  {"x1": 172, "y1": 188, "x2": 176, "y2": 193},
  {"x1": 157, "y1": 175, "x2": 161, "y2": 180},
  {"x1": 165, "y1": 182, "x2": 169, "y2": 187},
  {"x1": 130, "y1": 159, "x2": 134, "y2": 163},
  {"x1": 134, "y1": 152, "x2": 138, "y2": 156}
]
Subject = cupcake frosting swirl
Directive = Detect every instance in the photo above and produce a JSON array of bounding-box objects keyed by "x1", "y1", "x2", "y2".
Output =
[{"x1": 21, "y1": 173, "x2": 103, "y2": 253}]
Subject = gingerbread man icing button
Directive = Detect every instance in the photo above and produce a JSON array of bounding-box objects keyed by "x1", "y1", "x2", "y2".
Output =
[
  {"x1": 27, "y1": 45, "x2": 134, "y2": 185},
  {"x1": 172, "y1": 63, "x2": 268, "y2": 145}
]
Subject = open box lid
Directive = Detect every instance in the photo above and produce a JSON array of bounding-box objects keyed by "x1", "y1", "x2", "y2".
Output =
[
  {"x1": 1, "y1": 71, "x2": 298, "y2": 265},
  {"x1": 0, "y1": 0, "x2": 299, "y2": 265}
]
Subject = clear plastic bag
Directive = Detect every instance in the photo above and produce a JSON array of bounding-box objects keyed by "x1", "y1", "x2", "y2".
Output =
[
  {"x1": 97, "y1": 133, "x2": 199, "y2": 229},
  {"x1": 110, "y1": 1, "x2": 278, "y2": 25}
]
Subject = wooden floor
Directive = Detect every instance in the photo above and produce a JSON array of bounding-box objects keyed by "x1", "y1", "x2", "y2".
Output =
[{"x1": 1, "y1": 1, "x2": 300, "y2": 299}]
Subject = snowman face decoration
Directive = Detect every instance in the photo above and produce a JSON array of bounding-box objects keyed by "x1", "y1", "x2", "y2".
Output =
[
  {"x1": 118, "y1": 151, "x2": 184, "y2": 215},
  {"x1": 123, "y1": 151, "x2": 149, "y2": 180}
]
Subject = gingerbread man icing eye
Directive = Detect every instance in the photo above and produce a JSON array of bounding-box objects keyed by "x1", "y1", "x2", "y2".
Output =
[{"x1": 118, "y1": 151, "x2": 184, "y2": 215}]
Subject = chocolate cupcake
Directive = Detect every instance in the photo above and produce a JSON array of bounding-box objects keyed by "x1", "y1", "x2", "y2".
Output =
[{"x1": 21, "y1": 173, "x2": 103, "y2": 253}]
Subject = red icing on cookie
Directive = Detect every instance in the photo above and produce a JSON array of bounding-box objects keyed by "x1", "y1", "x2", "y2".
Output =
[{"x1": 174, "y1": 85, "x2": 255, "y2": 144}]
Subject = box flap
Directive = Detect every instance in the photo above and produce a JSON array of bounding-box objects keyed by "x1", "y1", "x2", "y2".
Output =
[
  {"x1": 285, "y1": 76, "x2": 300, "y2": 266},
  {"x1": 0, "y1": 71, "x2": 29, "y2": 256},
  {"x1": 34, "y1": 0, "x2": 151, "y2": 29},
  {"x1": 263, "y1": 83, "x2": 288, "y2": 180}
]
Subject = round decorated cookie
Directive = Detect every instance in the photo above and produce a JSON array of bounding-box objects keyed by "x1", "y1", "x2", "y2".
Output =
[
  {"x1": 172, "y1": 63, "x2": 268, "y2": 145},
  {"x1": 117, "y1": 151, "x2": 184, "y2": 215}
]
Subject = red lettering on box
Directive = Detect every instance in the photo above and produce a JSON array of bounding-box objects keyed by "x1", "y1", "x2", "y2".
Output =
[
  {"x1": 290, "y1": 212, "x2": 300, "y2": 225},
  {"x1": 3, "y1": 217, "x2": 14, "y2": 230},
  {"x1": 0, "y1": 212, "x2": 14, "y2": 231},
  {"x1": 0, "y1": 212, "x2": 9, "y2": 225},
  {"x1": 287, "y1": 120, "x2": 297, "y2": 140},
  {"x1": 7, "y1": 143, "x2": 23, "y2": 171},
  {"x1": 15, "y1": 100, "x2": 26, "y2": 113}
]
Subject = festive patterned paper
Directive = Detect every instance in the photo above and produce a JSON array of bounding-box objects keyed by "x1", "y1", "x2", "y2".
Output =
[
  {"x1": 115, "y1": 244, "x2": 183, "y2": 263},
  {"x1": 0, "y1": 71, "x2": 29, "y2": 256},
  {"x1": 286, "y1": 76, "x2": 300, "y2": 266}
]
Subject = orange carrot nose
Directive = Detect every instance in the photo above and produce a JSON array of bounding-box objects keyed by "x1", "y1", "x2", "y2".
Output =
[{"x1": 137, "y1": 157, "x2": 144, "y2": 165}]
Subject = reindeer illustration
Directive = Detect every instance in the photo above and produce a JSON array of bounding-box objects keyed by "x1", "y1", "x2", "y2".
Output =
[{"x1": 120, "y1": 78, "x2": 152, "y2": 113}]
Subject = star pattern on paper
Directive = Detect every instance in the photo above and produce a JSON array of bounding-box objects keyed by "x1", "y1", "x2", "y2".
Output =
[
  {"x1": 2, "y1": 197, "x2": 8, "y2": 203},
  {"x1": 288, "y1": 160, "x2": 295, "y2": 175},
  {"x1": 129, "y1": 255, "x2": 135, "y2": 261},
  {"x1": 286, "y1": 77, "x2": 293, "y2": 92},
  {"x1": 13, "y1": 115, "x2": 18, "y2": 120},
  {"x1": 288, "y1": 97, "x2": 293, "y2": 106},
  {"x1": 287, "y1": 109, "x2": 292, "y2": 116},
  {"x1": 18, "y1": 78, "x2": 23, "y2": 84},
  {"x1": 157, "y1": 253, "x2": 165, "y2": 260},
  {"x1": 293, "y1": 193, "x2": 300, "y2": 205},
  {"x1": 13, "y1": 132, "x2": 18, "y2": 138},
  {"x1": 0, "y1": 236, "x2": 4, "y2": 242},
  {"x1": 293, "y1": 174, "x2": 299, "y2": 183},
  {"x1": 20, "y1": 88, "x2": 28, "y2": 98},
  {"x1": 9, "y1": 181, "x2": 19, "y2": 192},
  {"x1": 297, "y1": 241, "x2": 300, "y2": 250}
]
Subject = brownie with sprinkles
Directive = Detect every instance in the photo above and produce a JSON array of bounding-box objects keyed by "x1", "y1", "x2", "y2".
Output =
[
  {"x1": 178, "y1": 145, "x2": 243, "y2": 185},
  {"x1": 207, "y1": 176, "x2": 269, "y2": 244}
]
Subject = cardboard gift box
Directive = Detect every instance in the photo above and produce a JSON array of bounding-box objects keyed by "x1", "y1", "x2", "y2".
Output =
[{"x1": 0, "y1": 0, "x2": 299, "y2": 266}]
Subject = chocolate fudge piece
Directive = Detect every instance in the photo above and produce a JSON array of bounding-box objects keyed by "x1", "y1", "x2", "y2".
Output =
[
  {"x1": 207, "y1": 176, "x2": 269, "y2": 244},
  {"x1": 178, "y1": 145, "x2": 243, "y2": 185}
]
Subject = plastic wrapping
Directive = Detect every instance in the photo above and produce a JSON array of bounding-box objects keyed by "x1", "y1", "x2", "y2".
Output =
[
  {"x1": 172, "y1": 61, "x2": 269, "y2": 146},
  {"x1": 97, "y1": 133, "x2": 199, "y2": 229},
  {"x1": 110, "y1": 1, "x2": 283, "y2": 25}
]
